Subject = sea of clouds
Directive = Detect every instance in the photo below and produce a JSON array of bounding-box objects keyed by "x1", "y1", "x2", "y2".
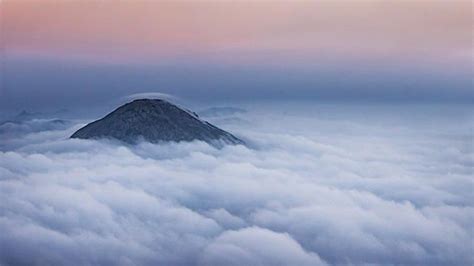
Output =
[{"x1": 0, "y1": 102, "x2": 472, "y2": 266}]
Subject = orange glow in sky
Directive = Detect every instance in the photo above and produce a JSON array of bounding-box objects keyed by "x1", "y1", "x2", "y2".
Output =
[{"x1": 2, "y1": 0, "x2": 472, "y2": 67}]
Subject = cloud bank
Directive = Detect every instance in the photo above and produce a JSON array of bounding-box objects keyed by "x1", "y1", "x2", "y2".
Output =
[{"x1": 0, "y1": 103, "x2": 472, "y2": 265}]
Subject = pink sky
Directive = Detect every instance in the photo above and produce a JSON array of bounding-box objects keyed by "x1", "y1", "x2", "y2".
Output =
[{"x1": 2, "y1": 0, "x2": 472, "y2": 68}]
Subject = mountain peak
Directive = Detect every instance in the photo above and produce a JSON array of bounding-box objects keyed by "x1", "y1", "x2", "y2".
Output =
[{"x1": 70, "y1": 99, "x2": 243, "y2": 145}]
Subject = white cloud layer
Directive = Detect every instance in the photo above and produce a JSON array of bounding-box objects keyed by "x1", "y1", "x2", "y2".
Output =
[{"x1": 0, "y1": 103, "x2": 472, "y2": 265}]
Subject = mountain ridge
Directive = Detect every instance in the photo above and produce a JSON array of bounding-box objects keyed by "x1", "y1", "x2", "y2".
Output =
[{"x1": 70, "y1": 99, "x2": 244, "y2": 145}]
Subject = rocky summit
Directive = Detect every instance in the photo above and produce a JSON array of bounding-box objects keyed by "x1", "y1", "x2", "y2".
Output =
[{"x1": 70, "y1": 99, "x2": 244, "y2": 145}]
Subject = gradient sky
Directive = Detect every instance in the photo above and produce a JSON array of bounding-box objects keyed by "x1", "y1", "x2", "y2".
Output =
[{"x1": 1, "y1": 0, "x2": 472, "y2": 110}]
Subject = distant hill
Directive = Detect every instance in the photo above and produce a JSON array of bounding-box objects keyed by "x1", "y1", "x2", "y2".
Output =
[
  {"x1": 71, "y1": 99, "x2": 244, "y2": 145},
  {"x1": 199, "y1": 107, "x2": 246, "y2": 117}
]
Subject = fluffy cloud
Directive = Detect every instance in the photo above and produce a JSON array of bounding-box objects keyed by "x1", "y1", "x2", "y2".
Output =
[
  {"x1": 199, "y1": 227, "x2": 326, "y2": 266},
  {"x1": 0, "y1": 104, "x2": 472, "y2": 265}
]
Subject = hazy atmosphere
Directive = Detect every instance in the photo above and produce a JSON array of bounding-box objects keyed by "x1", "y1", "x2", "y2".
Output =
[
  {"x1": 1, "y1": 0, "x2": 473, "y2": 110},
  {"x1": 0, "y1": 1, "x2": 473, "y2": 266}
]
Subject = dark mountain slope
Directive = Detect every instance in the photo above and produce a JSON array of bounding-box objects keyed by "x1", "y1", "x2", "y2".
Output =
[{"x1": 71, "y1": 99, "x2": 243, "y2": 145}]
